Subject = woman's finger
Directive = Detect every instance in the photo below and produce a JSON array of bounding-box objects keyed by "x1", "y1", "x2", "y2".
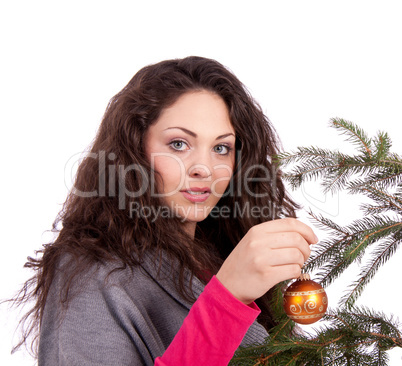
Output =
[{"x1": 255, "y1": 218, "x2": 319, "y2": 245}]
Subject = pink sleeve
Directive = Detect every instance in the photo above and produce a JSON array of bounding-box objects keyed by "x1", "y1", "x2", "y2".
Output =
[{"x1": 155, "y1": 275, "x2": 261, "y2": 366}]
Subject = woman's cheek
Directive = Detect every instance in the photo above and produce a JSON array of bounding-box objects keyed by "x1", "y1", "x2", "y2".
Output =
[
  {"x1": 151, "y1": 155, "x2": 186, "y2": 191},
  {"x1": 211, "y1": 165, "x2": 234, "y2": 196}
]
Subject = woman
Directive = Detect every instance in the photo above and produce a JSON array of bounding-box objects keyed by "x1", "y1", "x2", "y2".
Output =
[{"x1": 16, "y1": 56, "x2": 317, "y2": 365}]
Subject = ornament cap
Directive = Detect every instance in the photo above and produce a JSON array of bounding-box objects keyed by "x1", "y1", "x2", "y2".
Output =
[{"x1": 299, "y1": 273, "x2": 311, "y2": 281}]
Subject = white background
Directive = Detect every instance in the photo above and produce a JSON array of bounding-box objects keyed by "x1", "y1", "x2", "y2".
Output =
[{"x1": 1, "y1": 1, "x2": 401, "y2": 364}]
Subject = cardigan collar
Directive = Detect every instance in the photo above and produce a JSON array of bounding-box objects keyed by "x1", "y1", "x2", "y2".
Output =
[{"x1": 140, "y1": 250, "x2": 268, "y2": 347}]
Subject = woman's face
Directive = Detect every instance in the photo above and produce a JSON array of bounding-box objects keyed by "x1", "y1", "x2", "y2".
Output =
[{"x1": 145, "y1": 90, "x2": 236, "y2": 235}]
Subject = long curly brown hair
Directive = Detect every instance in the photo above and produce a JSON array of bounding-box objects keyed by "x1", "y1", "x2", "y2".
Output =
[{"x1": 14, "y1": 56, "x2": 298, "y2": 355}]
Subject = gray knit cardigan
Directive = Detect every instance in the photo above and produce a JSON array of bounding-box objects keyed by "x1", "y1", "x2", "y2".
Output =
[{"x1": 38, "y1": 253, "x2": 268, "y2": 365}]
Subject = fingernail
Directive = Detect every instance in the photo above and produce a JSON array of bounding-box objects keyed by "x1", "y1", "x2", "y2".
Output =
[{"x1": 314, "y1": 234, "x2": 319, "y2": 243}]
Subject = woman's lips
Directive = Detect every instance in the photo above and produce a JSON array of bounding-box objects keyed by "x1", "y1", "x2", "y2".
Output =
[{"x1": 180, "y1": 187, "x2": 211, "y2": 203}]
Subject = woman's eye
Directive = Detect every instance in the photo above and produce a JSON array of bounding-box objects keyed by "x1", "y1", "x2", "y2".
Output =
[
  {"x1": 169, "y1": 140, "x2": 188, "y2": 151},
  {"x1": 214, "y1": 145, "x2": 231, "y2": 155}
]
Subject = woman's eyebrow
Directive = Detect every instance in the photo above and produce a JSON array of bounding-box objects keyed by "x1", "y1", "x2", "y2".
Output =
[
  {"x1": 164, "y1": 127, "x2": 235, "y2": 140},
  {"x1": 164, "y1": 127, "x2": 197, "y2": 137},
  {"x1": 216, "y1": 133, "x2": 235, "y2": 140}
]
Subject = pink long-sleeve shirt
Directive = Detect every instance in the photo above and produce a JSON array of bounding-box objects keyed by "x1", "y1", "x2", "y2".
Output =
[{"x1": 156, "y1": 276, "x2": 261, "y2": 365}]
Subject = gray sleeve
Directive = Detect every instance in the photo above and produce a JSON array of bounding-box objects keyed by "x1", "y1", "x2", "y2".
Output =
[{"x1": 38, "y1": 266, "x2": 164, "y2": 366}]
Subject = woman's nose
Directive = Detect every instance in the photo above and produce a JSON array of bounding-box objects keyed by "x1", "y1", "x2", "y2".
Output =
[{"x1": 188, "y1": 163, "x2": 212, "y2": 179}]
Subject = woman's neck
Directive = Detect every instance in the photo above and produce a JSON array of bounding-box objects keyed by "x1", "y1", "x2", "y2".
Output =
[{"x1": 182, "y1": 221, "x2": 197, "y2": 239}]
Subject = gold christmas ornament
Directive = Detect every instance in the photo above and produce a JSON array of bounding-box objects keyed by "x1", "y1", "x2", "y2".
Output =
[{"x1": 283, "y1": 273, "x2": 328, "y2": 325}]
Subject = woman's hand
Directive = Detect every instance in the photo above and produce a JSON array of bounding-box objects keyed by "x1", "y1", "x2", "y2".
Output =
[{"x1": 216, "y1": 218, "x2": 318, "y2": 305}]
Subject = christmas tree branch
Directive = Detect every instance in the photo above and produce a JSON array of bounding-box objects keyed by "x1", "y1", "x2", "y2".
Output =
[
  {"x1": 347, "y1": 221, "x2": 401, "y2": 258},
  {"x1": 353, "y1": 171, "x2": 402, "y2": 188},
  {"x1": 231, "y1": 307, "x2": 401, "y2": 366},
  {"x1": 311, "y1": 219, "x2": 401, "y2": 291},
  {"x1": 233, "y1": 119, "x2": 402, "y2": 365},
  {"x1": 277, "y1": 118, "x2": 402, "y2": 197},
  {"x1": 358, "y1": 185, "x2": 402, "y2": 211},
  {"x1": 343, "y1": 236, "x2": 401, "y2": 307},
  {"x1": 330, "y1": 118, "x2": 372, "y2": 157},
  {"x1": 278, "y1": 119, "x2": 402, "y2": 303}
]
